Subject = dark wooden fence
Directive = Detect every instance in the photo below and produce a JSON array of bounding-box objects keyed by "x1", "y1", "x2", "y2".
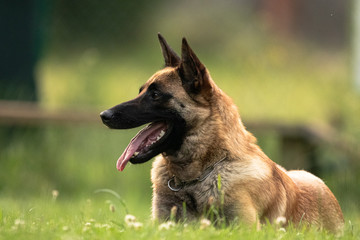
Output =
[{"x1": 0, "y1": 100, "x2": 99, "y2": 125}]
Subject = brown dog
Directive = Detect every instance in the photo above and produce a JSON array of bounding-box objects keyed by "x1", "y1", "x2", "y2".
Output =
[{"x1": 100, "y1": 34, "x2": 344, "y2": 233}]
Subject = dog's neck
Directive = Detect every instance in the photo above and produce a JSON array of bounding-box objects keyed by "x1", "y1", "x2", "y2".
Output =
[{"x1": 163, "y1": 89, "x2": 258, "y2": 181}]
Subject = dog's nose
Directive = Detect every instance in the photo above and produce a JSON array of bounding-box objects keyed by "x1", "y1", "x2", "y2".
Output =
[{"x1": 100, "y1": 110, "x2": 113, "y2": 122}]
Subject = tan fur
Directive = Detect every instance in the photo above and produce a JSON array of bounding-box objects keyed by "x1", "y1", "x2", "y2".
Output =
[{"x1": 143, "y1": 37, "x2": 343, "y2": 234}]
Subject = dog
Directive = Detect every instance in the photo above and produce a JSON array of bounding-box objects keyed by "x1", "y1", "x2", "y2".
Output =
[{"x1": 100, "y1": 34, "x2": 344, "y2": 233}]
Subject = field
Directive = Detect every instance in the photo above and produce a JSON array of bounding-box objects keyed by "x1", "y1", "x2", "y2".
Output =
[
  {"x1": 0, "y1": 122, "x2": 359, "y2": 239},
  {"x1": 1, "y1": 195, "x2": 359, "y2": 240},
  {"x1": 1, "y1": 20, "x2": 360, "y2": 239}
]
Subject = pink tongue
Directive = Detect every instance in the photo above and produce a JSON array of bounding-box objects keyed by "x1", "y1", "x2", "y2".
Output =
[{"x1": 117, "y1": 122, "x2": 167, "y2": 171}]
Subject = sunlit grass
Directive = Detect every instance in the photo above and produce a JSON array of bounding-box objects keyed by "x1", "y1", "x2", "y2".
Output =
[
  {"x1": 0, "y1": 195, "x2": 359, "y2": 240},
  {"x1": 1, "y1": 124, "x2": 359, "y2": 239}
]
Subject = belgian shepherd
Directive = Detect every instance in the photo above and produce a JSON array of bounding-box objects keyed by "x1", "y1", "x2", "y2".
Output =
[{"x1": 100, "y1": 34, "x2": 344, "y2": 233}]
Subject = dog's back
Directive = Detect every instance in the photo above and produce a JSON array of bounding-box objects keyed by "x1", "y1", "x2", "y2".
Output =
[{"x1": 286, "y1": 170, "x2": 344, "y2": 233}]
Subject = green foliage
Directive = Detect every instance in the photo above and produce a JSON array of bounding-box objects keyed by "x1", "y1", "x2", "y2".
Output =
[{"x1": 50, "y1": 0, "x2": 163, "y2": 51}]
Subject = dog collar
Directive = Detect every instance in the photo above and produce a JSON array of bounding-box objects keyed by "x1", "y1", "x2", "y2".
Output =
[{"x1": 167, "y1": 156, "x2": 227, "y2": 192}]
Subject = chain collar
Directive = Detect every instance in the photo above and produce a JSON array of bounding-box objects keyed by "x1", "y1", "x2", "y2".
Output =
[{"x1": 167, "y1": 156, "x2": 227, "y2": 192}]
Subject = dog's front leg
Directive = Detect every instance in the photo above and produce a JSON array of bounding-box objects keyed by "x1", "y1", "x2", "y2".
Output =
[
  {"x1": 151, "y1": 192, "x2": 176, "y2": 221},
  {"x1": 152, "y1": 192, "x2": 198, "y2": 222},
  {"x1": 235, "y1": 204, "x2": 260, "y2": 229},
  {"x1": 225, "y1": 191, "x2": 260, "y2": 229}
]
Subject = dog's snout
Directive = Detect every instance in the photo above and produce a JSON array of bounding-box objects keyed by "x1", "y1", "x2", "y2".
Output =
[{"x1": 100, "y1": 110, "x2": 113, "y2": 122}]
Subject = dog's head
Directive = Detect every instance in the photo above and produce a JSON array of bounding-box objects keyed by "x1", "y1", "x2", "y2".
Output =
[{"x1": 101, "y1": 34, "x2": 218, "y2": 171}]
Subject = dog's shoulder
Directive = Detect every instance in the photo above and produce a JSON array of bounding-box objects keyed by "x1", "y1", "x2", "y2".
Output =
[{"x1": 221, "y1": 156, "x2": 272, "y2": 184}]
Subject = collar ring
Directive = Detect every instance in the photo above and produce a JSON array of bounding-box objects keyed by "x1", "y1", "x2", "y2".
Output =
[{"x1": 167, "y1": 177, "x2": 183, "y2": 192}]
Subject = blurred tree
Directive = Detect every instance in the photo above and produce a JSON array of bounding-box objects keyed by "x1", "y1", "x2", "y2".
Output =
[
  {"x1": 50, "y1": 0, "x2": 162, "y2": 52},
  {"x1": 354, "y1": 0, "x2": 360, "y2": 92},
  {"x1": 0, "y1": 0, "x2": 48, "y2": 101},
  {"x1": 258, "y1": 0, "x2": 350, "y2": 47},
  {"x1": 0, "y1": 0, "x2": 50, "y2": 152}
]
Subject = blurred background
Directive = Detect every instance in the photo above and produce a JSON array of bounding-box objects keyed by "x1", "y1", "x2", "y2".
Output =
[{"x1": 0, "y1": 0, "x2": 359, "y2": 220}]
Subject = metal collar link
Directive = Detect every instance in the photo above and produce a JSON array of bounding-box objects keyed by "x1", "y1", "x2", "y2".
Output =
[{"x1": 167, "y1": 156, "x2": 227, "y2": 192}]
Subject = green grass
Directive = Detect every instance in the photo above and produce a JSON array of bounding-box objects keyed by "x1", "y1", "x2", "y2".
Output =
[
  {"x1": 1, "y1": 124, "x2": 359, "y2": 239},
  {"x1": 0, "y1": 126, "x2": 154, "y2": 206},
  {"x1": 0, "y1": 196, "x2": 359, "y2": 240}
]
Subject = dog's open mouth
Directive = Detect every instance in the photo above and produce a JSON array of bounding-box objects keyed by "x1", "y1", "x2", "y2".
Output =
[{"x1": 117, "y1": 121, "x2": 171, "y2": 171}]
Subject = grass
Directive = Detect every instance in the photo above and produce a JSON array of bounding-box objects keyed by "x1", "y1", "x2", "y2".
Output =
[
  {"x1": 1, "y1": 194, "x2": 359, "y2": 240},
  {"x1": 1, "y1": 124, "x2": 359, "y2": 239},
  {"x1": 0, "y1": 126, "x2": 154, "y2": 202}
]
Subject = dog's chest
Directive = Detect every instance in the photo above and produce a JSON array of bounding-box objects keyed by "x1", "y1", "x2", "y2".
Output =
[
  {"x1": 173, "y1": 176, "x2": 219, "y2": 213},
  {"x1": 151, "y1": 156, "x2": 239, "y2": 220}
]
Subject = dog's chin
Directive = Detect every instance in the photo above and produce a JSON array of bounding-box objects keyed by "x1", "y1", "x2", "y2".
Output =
[{"x1": 129, "y1": 149, "x2": 158, "y2": 164}]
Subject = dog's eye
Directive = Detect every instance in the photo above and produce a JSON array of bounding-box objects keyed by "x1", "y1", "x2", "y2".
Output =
[{"x1": 151, "y1": 91, "x2": 161, "y2": 100}]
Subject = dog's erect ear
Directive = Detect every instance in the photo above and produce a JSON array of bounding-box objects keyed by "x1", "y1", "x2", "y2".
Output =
[
  {"x1": 158, "y1": 33, "x2": 180, "y2": 67},
  {"x1": 179, "y1": 37, "x2": 211, "y2": 96}
]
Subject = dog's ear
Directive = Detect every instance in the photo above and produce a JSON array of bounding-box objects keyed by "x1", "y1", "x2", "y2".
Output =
[
  {"x1": 179, "y1": 37, "x2": 212, "y2": 96},
  {"x1": 158, "y1": 33, "x2": 180, "y2": 67}
]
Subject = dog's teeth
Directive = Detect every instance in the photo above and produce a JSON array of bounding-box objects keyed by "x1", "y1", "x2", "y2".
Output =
[
  {"x1": 156, "y1": 130, "x2": 165, "y2": 141},
  {"x1": 133, "y1": 151, "x2": 139, "y2": 156}
]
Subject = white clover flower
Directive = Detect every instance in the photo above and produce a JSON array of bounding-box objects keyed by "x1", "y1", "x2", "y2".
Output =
[
  {"x1": 101, "y1": 223, "x2": 112, "y2": 230},
  {"x1": 275, "y1": 216, "x2": 287, "y2": 226},
  {"x1": 131, "y1": 222, "x2": 143, "y2": 230},
  {"x1": 124, "y1": 214, "x2": 143, "y2": 230},
  {"x1": 124, "y1": 214, "x2": 137, "y2": 226},
  {"x1": 200, "y1": 218, "x2": 211, "y2": 229},
  {"x1": 167, "y1": 221, "x2": 175, "y2": 228},
  {"x1": 14, "y1": 219, "x2": 25, "y2": 226},
  {"x1": 52, "y1": 190, "x2": 59, "y2": 200},
  {"x1": 158, "y1": 223, "x2": 168, "y2": 230},
  {"x1": 62, "y1": 226, "x2": 70, "y2": 232},
  {"x1": 158, "y1": 221, "x2": 175, "y2": 230}
]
